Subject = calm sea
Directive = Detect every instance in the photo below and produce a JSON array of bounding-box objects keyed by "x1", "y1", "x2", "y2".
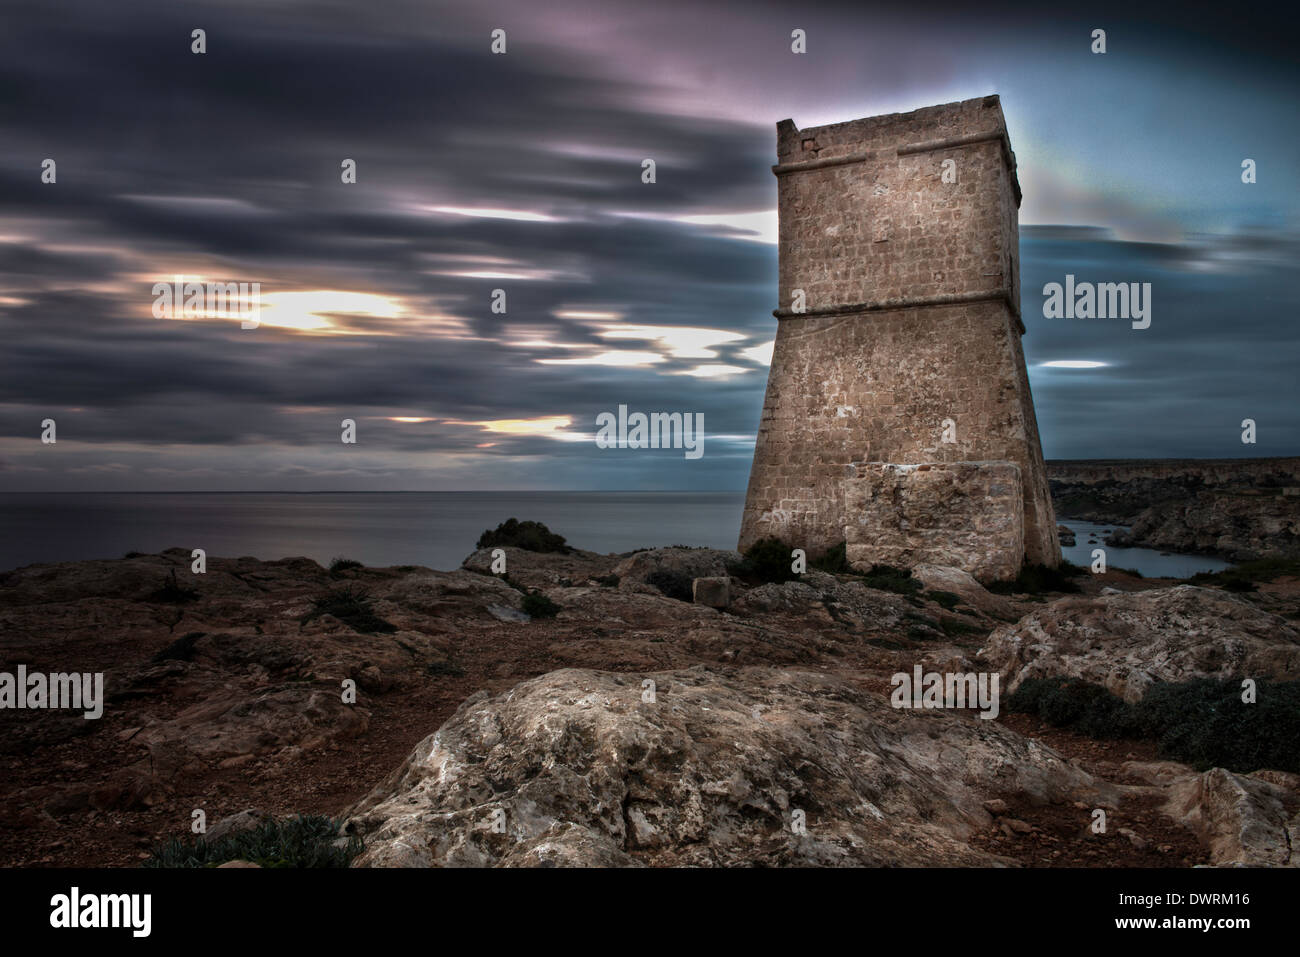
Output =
[
  {"x1": 0, "y1": 491, "x2": 746, "y2": 573},
  {"x1": 0, "y1": 493, "x2": 1232, "y2": 579}
]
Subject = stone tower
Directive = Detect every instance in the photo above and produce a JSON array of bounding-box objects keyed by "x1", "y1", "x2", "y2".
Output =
[{"x1": 738, "y1": 96, "x2": 1060, "y2": 581}]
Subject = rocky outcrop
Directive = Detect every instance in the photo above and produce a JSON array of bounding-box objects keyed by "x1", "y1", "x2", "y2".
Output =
[
  {"x1": 1107, "y1": 492, "x2": 1300, "y2": 561},
  {"x1": 981, "y1": 585, "x2": 1300, "y2": 701},
  {"x1": 1048, "y1": 457, "x2": 1300, "y2": 559},
  {"x1": 1124, "y1": 762, "x2": 1300, "y2": 867},
  {"x1": 912, "y1": 564, "x2": 1017, "y2": 620},
  {"x1": 343, "y1": 666, "x2": 1114, "y2": 867}
]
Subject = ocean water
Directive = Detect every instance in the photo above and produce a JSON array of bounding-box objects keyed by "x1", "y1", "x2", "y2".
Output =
[
  {"x1": 0, "y1": 493, "x2": 1234, "y2": 579},
  {"x1": 0, "y1": 491, "x2": 746, "y2": 573},
  {"x1": 1058, "y1": 520, "x2": 1231, "y2": 578}
]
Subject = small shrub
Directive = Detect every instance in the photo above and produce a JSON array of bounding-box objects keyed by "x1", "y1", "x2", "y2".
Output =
[
  {"x1": 476, "y1": 518, "x2": 571, "y2": 554},
  {"x1": 809, "y1": 541, "x2": 851, "y2": 574},
  {"x1": 987, "y1": 563, "x2": 1082, "y2": 595},
  {"x1": 124, "y1": 551, "x2": 146, "y2": 559},
  {"x1": 302, "y1": 587, "x2": 396, "y2": 634},
  {"x1": 1188, "y1": 558, "x2": 1300, "y2": 591},
  {"x1": 859, "y1": 564, "x2": 921, "y2": 596},
  {"x1": 1008, "y1": 676, "x2": 1300, "y2": 773},
  {"x1": 738, "y1": 536, "x2": 800, "y2": 584},
  {"x1": 594, "y1": 574, "x2": 620, "y2": 587},
  {"x1": 329, "y1": 557, "x2": 363, "y2": 574},
  {"x1": 144, "y1": 815, "x2": 361, "y2": 868},
  {"x1": 645, "y1": 570, "x2": 693, "y2": 601},
  {"x1": 522, "y1": 591, "x2": 561, "y2": 618}
]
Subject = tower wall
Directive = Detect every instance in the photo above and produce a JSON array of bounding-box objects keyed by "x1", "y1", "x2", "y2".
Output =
[{"x1": 739, "y1": 96, "x2": 1060, "y2": 577}]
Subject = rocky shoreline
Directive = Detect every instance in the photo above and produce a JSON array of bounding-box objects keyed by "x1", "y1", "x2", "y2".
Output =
[
  {"x1": 1049, "y1": 457, "x2": 1300, "y2": 561},
  {"x1": 1, "y1": 543, "x2": 1298, "y2": 867}
]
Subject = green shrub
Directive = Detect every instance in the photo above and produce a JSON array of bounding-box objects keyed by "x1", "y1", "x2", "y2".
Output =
[
  {"x1": 522, "y1": 591, "x2": 561, "y2": 618},
  {"x1": 809, "y1": 541, "x2": 851, "y2": 574},
  {"x1": 737, "y1": 536, "x2": 800, "y2": 584},
  {"x1": 328, "y1": 556, "x2": 363, "y2": 574},
  {"x1": 1188, "y1": 558, "x2": 1300, "y2": 591},
  {"x1": 859, "y1": 564, "x2": 922, "y2": 596},
  {"x1": 476, "y1": 518, "x2": 571, "y2": 554},
  {"x1": 1008, "y1": 676, "x2": 1300, "y2": 773},
  {"x1": 645, "y1": 570, "x2": 693, "y2": 601},
  {"x1": 1134, "y1": 678, "x2": 1300, "y2": 772},
  {"x1": 145, "y1": 815, "x2": 361, "y2": 868},
  {"x1": 302, "y1": 587, "x2": 396, "y2": 634}
]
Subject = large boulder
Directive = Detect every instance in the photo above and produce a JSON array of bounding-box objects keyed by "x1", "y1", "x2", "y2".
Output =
[
  {"x1": 612, "y1": 548, "x2": 740, "y2": 587},
  {"x1": 343, "y1": 666, "x2": 1113, "y2": 867},
  {"x1": 980, "y1": 585, "x2": 1300, "y2": 701}
]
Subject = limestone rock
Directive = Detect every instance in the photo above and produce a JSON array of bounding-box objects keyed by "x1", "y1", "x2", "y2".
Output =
[
  {"x1": 846, "y1": 462, "x2": 1026, "y2": 581},
  {"x1": 205, "y1": 808, "x2": 271, "y2": 843},
  {"x1": 913, "y1": 564, "x2": 1016, "y2": 619},
  {"x1": 691, "y1": 577, "x2": 730, "y2": 608},
  {"x1": 612, "y1": 548, "x2": 740, "y2": 586},
  {"x1": 980, "y1": 585, "x2": 1300, "y2": 701},
  {"x1": 344, "y1": 666, "x2": 1115, "y2": 867}
]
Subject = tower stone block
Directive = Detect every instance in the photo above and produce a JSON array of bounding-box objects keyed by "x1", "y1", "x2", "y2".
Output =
[{"x1": 739, "y1": 96, "x2": 1061, "y2": 578}]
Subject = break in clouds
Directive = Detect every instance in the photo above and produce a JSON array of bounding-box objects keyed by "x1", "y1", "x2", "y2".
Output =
[{"x1": 1, "y1": 0, "x2": 1297, "y2": 490}]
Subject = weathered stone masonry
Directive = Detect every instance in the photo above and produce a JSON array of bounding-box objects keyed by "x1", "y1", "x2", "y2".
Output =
[{"x1": 739, "y1": 96, "x2": 1061, "y2": 580}]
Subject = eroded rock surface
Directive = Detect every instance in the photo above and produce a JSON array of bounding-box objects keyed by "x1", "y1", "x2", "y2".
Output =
[
  {"x1": 981, "y1": 585, "x2": 1300, "y2": 701},
  {"x1": 344, "y1": 666, "x2": 1114, "y2": 867}
]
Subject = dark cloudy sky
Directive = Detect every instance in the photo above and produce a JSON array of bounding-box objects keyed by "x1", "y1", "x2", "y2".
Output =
[{"x1": 1, "y1": 0, "x2": 1297, "y2": 491}]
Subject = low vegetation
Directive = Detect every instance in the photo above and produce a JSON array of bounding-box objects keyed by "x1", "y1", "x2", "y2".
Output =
[
  {"x1": 301, "y1": 587, "x2": 396, "y2": 634},
  {"x1": 1007, "y1": 676, "x2": 1300, "y2": 773},
  {"x1": 1188, "y1": 558, "x2": 1300, "y2": 593},
  {"x1": 476, "y1": 518, "x2": 572, "y2": 554},
  {"x1": 522, "y1": 590, "x2": 561, "y2": 618},
  {"x1": 645, "y1": 569, "x2": 694, "y2": 601},
  {"x1": 986, "y1": 562, "x2": 1083, "y2": 595},
  {"x1": 328, "y1": 556, "x2": 363, "y2": 574},
  {"x1": 145, "y1": 815, "x2": 361, "y2": 868}
]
